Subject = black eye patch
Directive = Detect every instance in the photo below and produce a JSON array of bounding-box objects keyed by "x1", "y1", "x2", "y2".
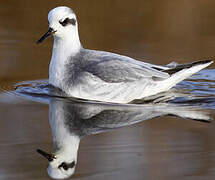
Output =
[
  {"x1": 58, "y1": 161, "x2": 76, "y2": 171},
  {"x1": 59, "y1": 18, "x2": 76, "y2": 26}
]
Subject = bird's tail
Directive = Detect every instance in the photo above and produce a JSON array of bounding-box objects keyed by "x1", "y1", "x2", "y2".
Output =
[{"x1": 158, "y1": 60, "x2": 213, "y2": 91}]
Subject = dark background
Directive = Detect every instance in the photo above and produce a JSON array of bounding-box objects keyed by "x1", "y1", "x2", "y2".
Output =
[{"x1": 1, "y1": 0, "x2": 215, "y2": 83}]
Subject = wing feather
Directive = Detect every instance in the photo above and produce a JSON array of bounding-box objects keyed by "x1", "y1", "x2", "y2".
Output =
[{"x1": 83, "y1": 50, "x2": 170, "y2": 83}]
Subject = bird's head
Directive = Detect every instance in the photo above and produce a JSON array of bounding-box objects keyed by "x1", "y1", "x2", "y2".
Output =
[{"x1": 37, "y1": 6, "x2": 78, "y2": 44}]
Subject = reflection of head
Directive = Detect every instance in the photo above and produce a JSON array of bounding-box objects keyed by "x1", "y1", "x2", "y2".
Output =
[
  {"x1": 48, "y1": 159, "x2": 76, "y2": 179},
  {"x1": 37, "y1": 148, "x2": 77, "y2": 179}
]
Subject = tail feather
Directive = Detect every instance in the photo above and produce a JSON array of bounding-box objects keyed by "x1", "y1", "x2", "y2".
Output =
[
  {"x1": 158, "y1": 60, "x2": 213, "y2": 91},
  {"x1": 162, "y1": 60, "x2": 213, "y2": 74}
]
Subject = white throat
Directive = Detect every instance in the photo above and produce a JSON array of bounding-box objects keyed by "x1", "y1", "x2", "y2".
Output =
[{"x1": 49, "y1": 29, "x2": 82, "y2": 88}]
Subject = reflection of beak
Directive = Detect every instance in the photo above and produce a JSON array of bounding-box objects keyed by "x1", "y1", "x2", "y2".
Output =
[
  {"x1": 36, "y1": 149, "x2": 56, "y2": 162},
  {"x1": 36, "y1": 28, "x2": 56, "y2": 44}
]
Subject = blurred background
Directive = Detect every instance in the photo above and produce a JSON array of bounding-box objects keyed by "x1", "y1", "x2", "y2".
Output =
[{"x1": 0, "y1": 0, "x2": 215, "y2": 84}]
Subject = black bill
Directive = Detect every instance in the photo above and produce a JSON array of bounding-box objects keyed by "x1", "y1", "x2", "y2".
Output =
[
  {"x1": 36, "y1": 28, "x2": 54, "y2": 44},
  {"x1": 36, "y1": 149, "x2": 56, "y2": 161}
]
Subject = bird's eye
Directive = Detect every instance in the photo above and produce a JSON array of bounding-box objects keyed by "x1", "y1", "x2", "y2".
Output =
[
  {"x1": 59, "y1": 18, "x2": 76, "y2": 26},
  {"x1": 58, "y1": 161, "x2": 76, "y2": 171},
  {"x1": 58, "y1": 162, "x2": 68, "y2": 170},
  {"x1": 62, "y1": 163, "x2": 68, "y2": 170},
  {"x1": 59, "y1": 18, "x2": 69, "y2": 26}
]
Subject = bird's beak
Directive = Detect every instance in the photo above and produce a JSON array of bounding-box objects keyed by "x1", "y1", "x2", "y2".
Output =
[
  {"x1": 36, "y1": 27, "x2": 56, "y2": 44},
  {"x1": 36, "y1": 149, "x2": 56, "y2": 162}
]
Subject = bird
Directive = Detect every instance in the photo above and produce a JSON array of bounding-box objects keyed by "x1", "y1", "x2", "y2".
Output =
[
  {"x1": 37, "y1": 6, "x2": 213, "y2": 104},
  {"x1": 35, "y1": 95, "x2": 211, "y2": 179}
]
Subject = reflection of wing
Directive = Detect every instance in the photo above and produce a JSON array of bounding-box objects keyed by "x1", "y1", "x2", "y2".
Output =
[
  {"x1": 82, "y1": 50, "x2": 170, "y2": 83},
  {"x1": 55, "y1": 99, "x2": 211, "y2": 137}
]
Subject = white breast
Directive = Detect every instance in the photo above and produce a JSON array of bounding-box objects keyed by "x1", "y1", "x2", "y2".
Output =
[{"x1": 49, "y1": 36, "x2": 81, "y2": 89}]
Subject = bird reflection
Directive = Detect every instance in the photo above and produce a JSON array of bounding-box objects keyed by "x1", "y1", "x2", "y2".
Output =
[{"x1": 34, "y1": 96, "x2": 211, "y2": 179}]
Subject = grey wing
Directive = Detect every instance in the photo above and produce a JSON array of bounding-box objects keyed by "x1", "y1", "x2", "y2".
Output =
[{"x1": 83, "y1": 52, "x2": 170, "y2": 83}]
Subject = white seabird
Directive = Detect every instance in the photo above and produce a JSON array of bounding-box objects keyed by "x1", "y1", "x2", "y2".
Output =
[{"x1": 37, "y1": 6, "x2": 213, "y2": 103}]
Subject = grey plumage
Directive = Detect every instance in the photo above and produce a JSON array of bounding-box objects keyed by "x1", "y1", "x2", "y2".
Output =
[{"x1": 64, "y1": 48, "x2": 170, "y2": 85}]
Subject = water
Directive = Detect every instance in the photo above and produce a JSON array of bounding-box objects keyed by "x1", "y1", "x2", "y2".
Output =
[
  {"x1": 1, "y1": 1, "x2": 215, "y2": 180},
  {"x1": 0, "y1": 69, "x2": 214, "y2": 180}
]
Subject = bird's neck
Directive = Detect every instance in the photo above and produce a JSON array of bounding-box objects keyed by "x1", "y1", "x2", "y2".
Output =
[
  {"x1": 49, "y1": 33, "x2": 82, "y2": 87},
  {"x1": 53, "y1": 32, "x2": 82, "y2": 57}
]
